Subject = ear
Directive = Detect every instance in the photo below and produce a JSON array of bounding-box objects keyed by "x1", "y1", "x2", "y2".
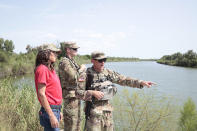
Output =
[
  {"x1": 91, "y1": 59, "x2": 94, "y2": 63},
  {"x1": 66, "y1": 48, "x2": 70, "y2": 53}
]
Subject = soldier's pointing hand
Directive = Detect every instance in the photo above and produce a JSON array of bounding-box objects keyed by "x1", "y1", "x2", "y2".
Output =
[{"x1": 140, "y1": 81, "x2": 157, "y2": 88}]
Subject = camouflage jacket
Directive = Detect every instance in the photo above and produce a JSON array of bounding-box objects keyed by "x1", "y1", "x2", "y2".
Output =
[
  {"x1": 59, "y1": 56, "x2": 86, "y2": 98},
  {"x1": 76, "y1": 66, "x2": 143, "y2": 100},
  {"x1": 59, "y1": 56, "x2": 80, "y2": 88}
]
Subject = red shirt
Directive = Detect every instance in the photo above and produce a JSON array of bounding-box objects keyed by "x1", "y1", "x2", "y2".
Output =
[{"x1": 35, "y1": 64, "x2": 62, "y2": 105}]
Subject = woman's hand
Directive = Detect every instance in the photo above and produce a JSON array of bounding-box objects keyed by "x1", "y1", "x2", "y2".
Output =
[
  {"x1": 49, "y1": 114, "x2": 59, "y2": 128},
  {"x1": 60, "y1": 112, "x2": 63, "y2": 121}
]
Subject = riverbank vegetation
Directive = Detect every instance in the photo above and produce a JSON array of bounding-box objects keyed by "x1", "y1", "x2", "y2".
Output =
[
  {"x1": 178, "y1": 98, "x2": 197, "y2": 131},
  {"x1": 0, "y1": 38, "x2": 140, "y2": 78},
  {"x1": 113, "y1": 89, "x2": 180, "y2": 130},
  {"x1": 0, "y1": 79, "x2": 42, "y2": 131},
  {"x1": 1, "y1": 78, "x2": 197, "y2": 130},
  {"x1": 157, "y1": 50, "x2": 197, "y2": 68}
]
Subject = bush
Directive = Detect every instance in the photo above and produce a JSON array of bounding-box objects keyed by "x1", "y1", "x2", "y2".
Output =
[
  {"x1": 112, "y1": 89, "x2": 179, "y2": 131},
  {"x1": 0, "y1": 78, "x2": 42, "y2": 131},
  {"x1": 0, "y1": 51, "x2": 8, "y2": 63},
  {"x1": 13, "y1": 64, "x2": 33, "y2": 75},
  {"x1": 179, "y1": 98, "x2": 197, "y2": 131}
]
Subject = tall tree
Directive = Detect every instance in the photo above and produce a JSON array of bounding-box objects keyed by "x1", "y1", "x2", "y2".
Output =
[
  {"x1": 184, "y1": 50, "x2": 197, "y2": 60},
  {"x1": 4, "y1": 40, "x2": 15, "y2": 52},
  {"x1": 26, "y1": 44, "x2": 32, "y2": 53},
  {"x1": 0, "y1": 38, "x2": 4, "y2": 50}
]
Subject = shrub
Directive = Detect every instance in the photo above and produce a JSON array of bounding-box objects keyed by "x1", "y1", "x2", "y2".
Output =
[
  {"x1": 0, "y1": 51, "x2": 8, "y2": 63},
  {"x1": 179, "y1": 98, "x2": 197, "y2": 131},
  {"x1": 0, "y1": 78, "x2": 42, "y2": 131},
  {"x1": 112, "y1": 89, "x2": 179, "y2": 131}
]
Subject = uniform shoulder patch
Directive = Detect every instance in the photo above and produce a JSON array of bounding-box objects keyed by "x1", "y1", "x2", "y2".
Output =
[{"x1": 59, "y1": 57, "x2": 70, "y2": 68}]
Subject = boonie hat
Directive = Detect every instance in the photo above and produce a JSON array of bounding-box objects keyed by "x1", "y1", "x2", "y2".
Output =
[
  {"x1": 63, "y1": 42, "x2": 79, "y2": 49},
  {"x1": 39, "y1": 44, "x2": 61, "y2": 52},
  {"x1": 91, "y1": 51, "x2": 107, "y2": 60}
]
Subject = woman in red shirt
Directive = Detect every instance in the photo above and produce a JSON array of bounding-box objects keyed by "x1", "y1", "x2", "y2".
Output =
[{"x1": 34, "y1": 44, "x2": 62, "y2": 131}]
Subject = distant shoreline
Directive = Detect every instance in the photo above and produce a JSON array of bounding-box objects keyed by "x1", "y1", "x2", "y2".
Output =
[{"x1": 156, "y1": 50, "x2": 197, "y2": 68}]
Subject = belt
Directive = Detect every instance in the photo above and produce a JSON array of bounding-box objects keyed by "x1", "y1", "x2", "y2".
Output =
[
  {"x1": 41, "y1": 105, "x2": 62, "y2": 112},
  {"x1": 50, "y1": 105, "x2": 62, "y2": 109},
  {"x1": 93, "y1": 100, "x2": 109, "y2": 106}
]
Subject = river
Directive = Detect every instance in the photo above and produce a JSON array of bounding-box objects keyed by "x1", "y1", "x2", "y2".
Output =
[
  {"x1": 14, "y1": 61, "x2": 197, "y2": 106},
  {"x1": 105, "y1": 61, "x2": 197, "y2": 106}
]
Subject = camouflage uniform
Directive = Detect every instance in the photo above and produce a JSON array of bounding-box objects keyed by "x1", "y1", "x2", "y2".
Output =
[
  {"x1": 76, "y1": 52, "x2": 144, "y2": 131},
  {"x1": 58, "y1": 42, "x2": 85, "y2": 131}
]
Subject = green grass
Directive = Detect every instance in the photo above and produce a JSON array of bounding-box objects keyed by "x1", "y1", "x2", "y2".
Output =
[
  {"x1": 0, "y1": 78, "x2": 42, "y2": 131},
  {"x1": 0, "y1": 78, "x2": 183, "y2": 131}
]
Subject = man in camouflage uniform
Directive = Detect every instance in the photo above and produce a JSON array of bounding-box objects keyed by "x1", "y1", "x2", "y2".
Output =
[
  {"x1": 58, "y1": 42, "x2": 86, "y2": 131},
  {"x1": 76, "y1": 51, "x2": 155, "y2": 131}
]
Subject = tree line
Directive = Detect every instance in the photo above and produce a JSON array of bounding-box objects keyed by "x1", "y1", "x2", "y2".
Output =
[
  {"x1": 0, "y1": 38, "x2": 15, "y2": 52},
  {"x1": 0, "y1": 40, "x2": 139, "y2": 78},
  {"x1": 157, "y1": 50, "x2": 197, "y2": 68}
]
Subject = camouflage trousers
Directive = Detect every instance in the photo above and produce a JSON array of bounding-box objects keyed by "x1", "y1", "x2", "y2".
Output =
[
  {"x1": 85, "y1": 101, "x2": 113, "y2": 131},
  {"x1": 63, "y1": 97, "x2": 81, "y2": 131}
]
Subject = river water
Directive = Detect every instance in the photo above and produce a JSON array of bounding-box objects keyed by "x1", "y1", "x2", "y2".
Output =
[
  {"x1": 105, "y1": 61, "x2": 197, "y2": 106},
  {"x1": 14, "y1": 61, "x2": 197, "y2": 106}
]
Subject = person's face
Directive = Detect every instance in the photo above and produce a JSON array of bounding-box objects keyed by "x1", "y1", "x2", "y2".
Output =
[
  {"x1": 67, "y1": 48, "x2": 78, "y2": 57},
  {"x1": 91, "y1": 58, "x2": 107, "y2": 72},
  {"x1": 49, "y1": 51, "x2": 57, "y2": 63}
]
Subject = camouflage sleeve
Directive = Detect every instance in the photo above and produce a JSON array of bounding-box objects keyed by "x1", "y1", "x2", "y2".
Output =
[
  {"x1": 75, "y1": 89, "x2": 92, "y2": 101},
  {"x1": 58, "y1": 58, "x2": 78, "y2": 88},
  {"x1": 107, "y1": 69, "x2": 143, "y2": 88},
  {"x1": 75, "y1": 71, "x2": 92, "y2": 101}
]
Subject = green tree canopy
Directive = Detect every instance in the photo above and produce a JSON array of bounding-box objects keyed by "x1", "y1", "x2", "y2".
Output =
[
  {"x1": 0, "y1": 38, "x2": 4, "y2": 50},
  {"x1": 4, "y1": 40, "x2": 15, "y2": 52},
  {"x1": 157, "y1": 50, "x2": 197, "y2": 68}
]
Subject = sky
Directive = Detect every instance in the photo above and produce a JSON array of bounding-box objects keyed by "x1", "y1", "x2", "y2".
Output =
[{"x1": 0, "y1": 0, "x2": 197, "y2": 59}]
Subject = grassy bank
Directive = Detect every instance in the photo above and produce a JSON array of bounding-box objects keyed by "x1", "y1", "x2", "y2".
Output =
[
  {"x1": 0, "y1": 78, "x2": 184, "y2": 131},
  {"x1": 0, "y1": 78, "x2": 42, "y2": 131}
]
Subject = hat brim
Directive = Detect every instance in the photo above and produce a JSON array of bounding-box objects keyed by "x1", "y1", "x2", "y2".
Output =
[
  {"x1": 93, "y1": 56, "x2": 107, "y2": 60},
  {"x1": 72, "y1": 45, "x2": 80, "y2": 49},
  {"x1": 50, "y1": 48, "x2": 61, "y2": 52}
]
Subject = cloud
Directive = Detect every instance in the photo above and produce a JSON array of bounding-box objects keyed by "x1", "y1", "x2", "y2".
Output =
[
  {"x1": 88, "y1": 33, "x2": 104, "y2": 38},
  {"x1": 39, "y1": 13, "x2": 66, "y2": 19},
  {"x1": 43, "y1": 33, "x2": 58, "y2": 39},
  {"x1": 73, "y1": 28, "x2": 126, "y2": 40},
  {"x1": 2, "y1": 30, "x2": 60, "y2": 53},
  {"x1": 0, "y1": 4, "x2": 19, "y2": 9},
  {"x1": 72, "y1": 29, "x2": 127, "y2": 55},
  {"x1": 80, "y1": 13, "x2": 96, "y2": 17},
  {"x1": 106, "y1": 32, "x2": 126, "y2": 40}
]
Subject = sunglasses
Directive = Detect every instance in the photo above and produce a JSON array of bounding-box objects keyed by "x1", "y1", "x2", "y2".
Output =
[
  {"x1": 51, "y1": 51, "x2": 57, "y2": 55},
  {"x1": 95, "y1": 58, "x2": 107, "y2": 63},
  {"x1": 70, "y1": 48, "x2": 78, "y2": 51}
]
